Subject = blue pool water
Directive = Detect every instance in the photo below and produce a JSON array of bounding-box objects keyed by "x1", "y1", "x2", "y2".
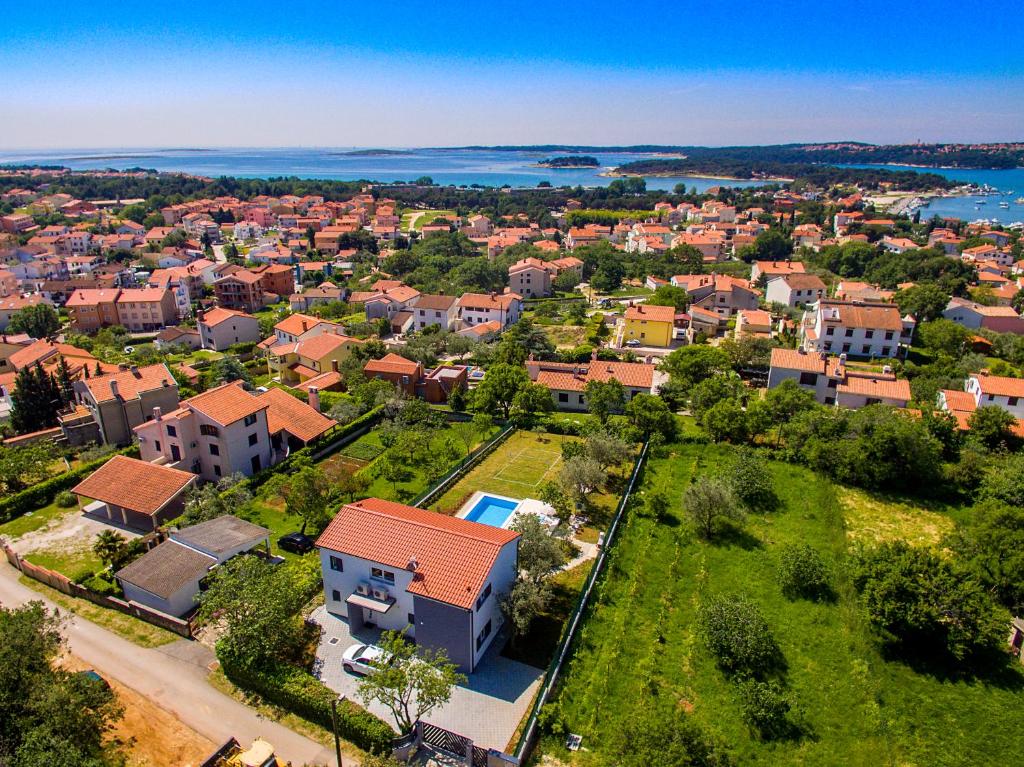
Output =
[{"x1": 463, "y1": 495, "x2": 518, "y2": 528}]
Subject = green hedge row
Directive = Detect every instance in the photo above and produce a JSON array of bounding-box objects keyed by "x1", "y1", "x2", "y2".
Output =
[
  {"x1": 0, "y1": 445, "x2": 141, "y2": 524},
  {"x1": 221, "y1": 658, "x2": 394, "y2": 754}
]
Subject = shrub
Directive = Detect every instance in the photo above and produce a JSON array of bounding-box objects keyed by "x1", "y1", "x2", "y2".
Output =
[
  {"x1": 738, "y1": 679, "x2": 793, "y2": 741},
  {"x1": 55, "y1": 491, "x2": 78, "y2": 508},
  {"x1": 697, "y1": 593, "x2": 780, "y2": 677},
  {"x1": 727, "y1": 449, "x2": 779, "y2": 512},
  {"x1": 777, "y1": 544, "x2": 832, "y2": 601},
  {"x1": 221, "y1": 657, "x2": 394, "y2": 754}
]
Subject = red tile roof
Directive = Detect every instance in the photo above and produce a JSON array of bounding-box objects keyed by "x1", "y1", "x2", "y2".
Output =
[
  {"x1": 973, "y1": 374, "x2": 1024, "y2": 398},
  {"x1": 364, "y1": 353, "x2": 421, "y2": 376},
  {"x1": 316, "y1": 498, "x2": 519, "y2": 609},
  {"x1": 624, "y1": 303, "x2": 675, "y2": 323},
  {"x1": 73, "y1": 455, "x2": 195, "y2": 515},
  {"x1": 80, "y1": 363, "x2": 176, "y2": 403},
  {"x1": 257, "y1": 387, "x2": 335, "y2": 443},
  {"x1": 200, "y1": 307, "x2": 253, "y2": 327},
  {"x1": 184, "y1": 381, "x2": 266, "y2": 425}
]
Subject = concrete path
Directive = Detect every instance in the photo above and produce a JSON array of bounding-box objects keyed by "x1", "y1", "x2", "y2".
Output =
[{"x1": 0, "y1": 564, "x2": 338, "y2": 766}]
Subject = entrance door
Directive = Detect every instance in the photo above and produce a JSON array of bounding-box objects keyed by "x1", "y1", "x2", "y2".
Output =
[
  {"x1": 170, "y1": 444, "x2": 181, "y2": 462},
  {"x1": 251, "y1": 455, "x2": 261, "y2": 473}
]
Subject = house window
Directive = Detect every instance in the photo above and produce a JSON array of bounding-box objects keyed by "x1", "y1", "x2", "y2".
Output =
[
  {"x1": 476, "y1": 583, "x2": 492, "y2": 611},
  {"x1": 200, "y1": 424, "x2": 219, "y2": 437},
  {"x1": 827, "y1": 379, "x2": 838, "y2": 389},
  {"x1": 213, "y1": 464, "x2": 222, "y2": 477},
  {"x1": 865, "y1": 330, "x2": 874, "y2": 339},
  {"x1": 844, "y1": 328, "x2": 853, "y2": 337},
  {"x1": 408, "y1": 613, "x2": 415, "y2": 624},
  {"x1": 332, "y1": 589, "x2": 341, "y2": 601},
  {"x1": 558, "y1": 392, "x2": 569, "y2": 403},
  {"x1": 209, "y1": 444, "x2": 220, "y2": 456},
  {"x1": 798, "y1": 372, "x2": 817, "y2": 386},
  {"x1": 248, "y1": 433, "x2": 258, "y2": 446},
  {"x1": 862, "y1": 345, "x2": 871, "y2": 354},
  {"x1": 371, "y1": 567, "x2": 395, "y2": 584},
  {"x1": 884, "y1": 331, "x2": 894, "y2": 340},
  {"x1": 881, "y1": 347, "x2": 891, "y2": 356},
  {"x1": 166, "y1": 425, "x2": 177, "y2": 437},
  {"x1": 330, "y1": 555, "x2": 344, "y2": 572},
  {"x1": 825, "y1": 327, "x2": 835, "y2": 336},
  {"x1": 1010, "y1": 397, "x2": 1019, "y2": 407},
  {"x1": 244, "y1": 414, "x2": 257, "y2": 427},
  {"x1": 842, "y1": 344, "x2": 851, "y2": 353},
  {"x1": 154, "y1": 440, "x2": 161, "y2": 452},
  {"x1": 476, "y1": 619, "x2": 492, "y2": 650}
]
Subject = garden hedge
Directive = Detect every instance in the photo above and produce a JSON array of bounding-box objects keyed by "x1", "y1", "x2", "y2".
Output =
[
  {"x1": 221, "y1": 657, "x2": 394, "y2": 754},
  {"x1": 0, "y1": 445, "x2": 140, "y2": 524}
]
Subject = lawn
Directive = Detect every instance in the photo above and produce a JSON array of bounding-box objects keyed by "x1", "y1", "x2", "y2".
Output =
[
  {"x1": 430, "y1": 430, "x2": 572, "y2": 514},
  {"x1": 19, "y1": 576, "x2": 180, "y2": 648},
  {"x1": 400, "y1": 209, "x2": 456, "y2": 232},
  {"x1": 0, "y1": 500, "x2": 66, "y2": 539},
  {"x1": 543, "y1": 325, "x2": 588, "y2": 349},
  {"x1": 839, "y1": 486, "x2": 957, "y2": 547},
  {"x1": 538, "y1": 443, "x2": 1024, "y2": 766}
]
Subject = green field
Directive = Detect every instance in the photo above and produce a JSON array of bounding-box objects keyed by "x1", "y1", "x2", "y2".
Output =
[
  {"x1": 430, "y1": 430, "x2": 572, "y2": 514},
  {"x1": 400, "y1": 209, "x2": 456, "y2": 232},
  {"x1": 539, "y1": 443, "x2": 1024, "y2": 766}
]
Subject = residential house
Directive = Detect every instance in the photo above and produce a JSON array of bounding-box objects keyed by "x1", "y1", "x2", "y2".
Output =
[
  {"x1": 964, "y1": 373, "x2": 1024, "y2": 419},
  {"x1": 268, "y1": 332, "x2": 363, "y2": 386},
  {"x1": 155, "y1": 326, "x2": 203, "y2": 351},
  {"x1": 72, "y1": 455, "x2": 196, "y2": 531},
  {"x1": 800, "y1": 300, "x2": 914, "y2": 358},
  {"x1": 735, "y1": 309, "x2": 773, "y2": 339},
  {"x1": 411, "y1": 294, "x2": 459, "y2": 331},
  {"x1": 214, "y1": 270, "x2": 266, "y2": 313},
  {"x1": 289, "y1": 282, "x2": 345, "y2": 312},
  {"x1": 197, "y1": 307, "x2": 261, "y2": 351},
  {"x1": 115, "y1": 288, "x2": 178, "y2": 332},
  {"x1": 66, "y1": 288, "x2": 122, "y2": 332},
  {"x1": 116, "y1": 515, "x2": 270, "y2": 617},
  {"x1": 750, "y1": 260, "x2": 806, "y2": 283},
  {"x1": 0, "y1": 294, "x2": 49, "y2": 332},
  {"x1": 457, "y1": 292, "x2": 522, "y2": 330},
  {"x1": 767, "y1": 348, "x2": 911, "y2": 408},
  {"x1": 526, "y1": 354, "x2": 664, "y2": 411},
  {"x1": 671, "y1": 274, "x2": 760, "y2": 317},
  {"x1": 508, "y1": 257, "x2": 552, "y2": 299},
  {"x1": 75, "y1": 363, "x2": 180, "y2": 446},
  {"x1": 363, "y1": 285, "x2": 421, "y2": 321},
  {"x1": 621, "y1": 303, "x2": 675, "y2": 347},
  {"x1": 256, "y1": 386, "x2": 336, "y2": 451},
  {"x1": 316, "y1": 497, "x2": 520, "y2": 673},
  {"x1": 943, "y1": 297, "x2": 1024, "y2": 334},
  {"x1": 134, "y1": 381, "x2": 275, "y2": 480},
  {"x1": 765, "y1": 273, "x2": 827, "y2": 308}
]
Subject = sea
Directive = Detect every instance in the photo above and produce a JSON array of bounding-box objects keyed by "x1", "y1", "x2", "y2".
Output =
[{"x1": 1, "y1": 148, "x2": 1022, "y2": 224}]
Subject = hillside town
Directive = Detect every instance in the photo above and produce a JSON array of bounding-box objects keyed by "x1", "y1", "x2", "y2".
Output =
[{"x1": 2, "y1": 161, "x2": 1024, "y2": 767}]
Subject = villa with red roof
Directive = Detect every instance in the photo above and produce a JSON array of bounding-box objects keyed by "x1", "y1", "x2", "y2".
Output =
[
  {"x1": 316, "y1": 497, "x2": 520, "y2": 673},
  {"x1": 197, "y1": 306, "x2": 261, "y2": 351},
  {"x1": 76, "y1": 363, "x2": 180, "y2": 446},
  {"x1": 526, "y1": 352, "x2": 665, "y2": 411},
  {"x1": 767, "y1": 348, "x2": 911, "y2": 409}
]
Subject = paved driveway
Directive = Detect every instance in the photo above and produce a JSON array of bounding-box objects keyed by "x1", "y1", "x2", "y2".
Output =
[{"x1": 310, "y1": 606, "x2": 543, "y2": 752}]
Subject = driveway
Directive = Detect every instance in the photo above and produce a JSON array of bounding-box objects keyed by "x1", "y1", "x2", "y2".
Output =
[
  {"x1": 6, "y1": 508, "x2": 141, "y2": 561},
  {"x1": 310, "y1": 606, "x2": 543, "y2": 752},
  {"x1": 0, "y1": 564, "x2": 336, "y2": 766}
]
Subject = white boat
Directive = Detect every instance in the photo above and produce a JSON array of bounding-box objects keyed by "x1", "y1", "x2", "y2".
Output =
[
  {"x1": 975, "y1": 200, "x2": 987, "y2": 205},
  {"x1": 1000, "y1": 202, "x2": 1010, "y2": 209}
]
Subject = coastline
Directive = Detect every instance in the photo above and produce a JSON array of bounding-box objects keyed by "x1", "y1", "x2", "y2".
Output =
[{"x1": 599, "y1": 169, "x2": 793, "y2": 183}]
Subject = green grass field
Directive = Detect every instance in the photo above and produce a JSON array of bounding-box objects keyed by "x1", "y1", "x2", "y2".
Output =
[
  {"x1": 539, "y1": 443, "x2": 1024, "y2": 766},
  {"x1": 430, "y1": 431, "x2": 572, "y2": 514},
  {"x1": 400, "y1": 209, "x2": 456, "y2": 232}
]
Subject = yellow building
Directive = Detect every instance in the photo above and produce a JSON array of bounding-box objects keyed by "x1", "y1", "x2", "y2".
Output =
[
  {"x1": 622, "y1": 303, "x2": 675, "y2": 347},
  {"x1": 268, "y1": 332, "x2": 362, "y2": 385}
]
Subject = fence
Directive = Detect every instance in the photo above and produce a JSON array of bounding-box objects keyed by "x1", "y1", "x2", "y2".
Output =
[
  {"x1": 411, "y1": 423, "x2": 516, "y2": 508},
  {"x1": 2, "y1": 541, "x2": 194, "y2": 638},
  {"x1": 512, "y1": 440, "x2": 650, "y2": 763}
]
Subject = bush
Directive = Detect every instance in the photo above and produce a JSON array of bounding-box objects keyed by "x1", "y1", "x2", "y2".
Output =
[
  {"x1": 55, "y1": 491, "x2": 77, "y2": 508},
  {"x1": 82, "y1": 573, "x2": 121, "y2": 597},
  {"x1": 738, "y1": 679, "x2": 794, "y2": 741},
  {"x1": 777, "y1": 544, "x2": 832, "y2": 601},
  {"x1": 727, "y1": 449, "x2": 779, "y2": 512},
  {"x1": 221, "y1": 657, "x2": 394, "y2": 754},
  {"x1": 697, "y1": 593, "x2": 780, "y2": 677}
]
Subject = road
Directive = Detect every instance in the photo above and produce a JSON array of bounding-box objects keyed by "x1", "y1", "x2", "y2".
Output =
[{"x1": 0, "y1": 564, "x2": 339, "y2": 766}]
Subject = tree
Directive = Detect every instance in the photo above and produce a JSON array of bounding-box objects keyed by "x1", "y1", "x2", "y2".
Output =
[
  {"x1": 377, "y1": 453, "x2": 410, "y2": 495},
  {"x1": 473, "y1": 363, "x2": 530, "y2": 419},
  {"x1": 93, "y1": 530, "x2": 145, "y2": 573},
  {"x1": 8, "y1": 304, "x2": 60, "y2": 339},
  {"x1": 609, "y1": 704, "x2": 730, "y2": 767},
  {"x1": 727, "y1": 448, "x2": 779, "y2": 512},
  {"x1": 585, "y1": 430, "x2": 631, "y2": 471},
  {"x1": 510, "y1": 382, "x2": 554, "y2": 425},
  {"x1": 502, "y1": 578, "x2": 550, "y2": 650},
  {"x1": 702, "y1": 398, "x2": 750, "y2": 443},
  {"x1": 743, "y1": 228, "x2": 793, "y2": 263},
  {"x1": 559, "y1": 455, "x2": 606, "y2": 502},
  {"x1": 625, "y1": 393, "x2": 677, "y2": 440},
  {"x1": 697, "y1": 593, "x2": 780, "y2": 676},
  {"x1": 738, "y1": 679, "x2": 794, "y2": 741},
  {"x1": 54, "y1": 355, "x2": 75, "y2": 403},
  {"x1": 684, "y1": 476, "x2": 744, "y2": 539},
  {"x1": 10, "y1": 363, "x2": 64, "y2": 434},
  {"x1": 978, "y1": 452, "x2": 1024, "y2": 506},
  {"x1": 446, "y1": 383, "x2": 467, "y2": 412},
  {"x1": 583, "y1": 379, "x2": 624, "y2": 423},
  {"x1": 777, "y1": 544, "x2": 831, "y2": 600},
  {"x1": 510, "y1": 512, "x2": 567, "y2": 583},
  {"x1": 207, "y1": 356, "x2": 252, "y2": 388},
  {"x1": 284, "y1": 466, "x2": 332, "y2": 535},
  {"x1": 356, "y1": 630, "x2": 465, "y2": 735},
  {"x1": 894, "y1": 283, "x2": 951, "y2": 323},
  {"x1": 917, "y1": 319, "x2": 971, "y2": 358},
  {"x1": 967, "y1": 405, "x2": 1018, "y2": 451},
  {"x1": 854, "y1": 541, "x2": 1004, "y2": 660},
  {"x1": 0, "y1": 442, "x2": 55, "y2": 493},
  {"x1": 198, "y1": 557, "x2": 317, "y2": 667},
  {"x1": 539, "y1": 480, "x2": 573, "y2": 522},
  {"x1": 0, "y1": 603, "x2": 123, "y2": 767},
  {"x1": 948, "y1": 500, "x2": 1024, "y2": 613},
  {"x1": 661, "y1": 345, "x2": 731, "y2": 387},
  {"x1": 646, "y1": 284, "x2": 690, "y2": 311},
  {"x1": 180, "y1": 474, "x2": 253, "y2": 526}
]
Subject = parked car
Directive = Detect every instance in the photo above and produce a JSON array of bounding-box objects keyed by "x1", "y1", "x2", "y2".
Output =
[
  {"x1": 277, "y1": 532, "x2": 315, "y2": 554},
  {"x1": 76, "y1": 669, "x2": 110, "y2": 689},
  {"x1": 342, "y1": 643, "x2": 385, "y2": 675},
  {"x1": 626, "y1": 339, "x2": 642, "y2": 347}
]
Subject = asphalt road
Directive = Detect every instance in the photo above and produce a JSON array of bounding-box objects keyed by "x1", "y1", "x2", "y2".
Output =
[{"x1": 0, "y1": 564, "x2": 339, "y2": 766}]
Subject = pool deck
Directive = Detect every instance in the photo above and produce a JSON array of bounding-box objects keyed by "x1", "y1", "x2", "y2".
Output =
[{"x1": 457, "y1": 491, "x2": 557, "y2": 530}]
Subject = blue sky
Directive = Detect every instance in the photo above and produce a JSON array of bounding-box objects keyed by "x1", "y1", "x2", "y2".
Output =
[{"x1": 2, "y1": 0, "x2": 1022, "y2": 148}]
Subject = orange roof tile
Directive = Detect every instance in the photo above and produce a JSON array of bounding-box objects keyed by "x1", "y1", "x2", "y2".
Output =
[
  {"x1": 315, "y1": 498, "x2": 519, "y2": 609},
  {"x1": 73, "y1": 455, "x2": 195, "y2": 515},
  {"x1": 184, "y1": 381, "x2": 266, "y2": 425},
  {"x1": 200, "y1": 307, "x2": 253, "y2": 327},
  {"x1": 624, "y1": 303, "x2": 675, "y2": 323},
  {"x1": 81, "y1": 363, "x2": 176, "y2": 403},
  {"x1": 257, "y1": 387, "x2": 335, "y2": 443},
  {"x1": 364, "y1": 353, "x2": 421, "y2": 376},
  {"x1": 973, "y1": 374, "x2": 1024, "y2": 399}
]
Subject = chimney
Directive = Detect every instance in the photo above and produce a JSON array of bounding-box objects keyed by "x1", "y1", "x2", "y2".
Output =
[
  {"x1": 130, "y1": 365, "x2": 140, "y2": 378},
  {"x1": 153, "y1": 406, "x2": 162, "y2": 421},
  {"x1": 308, "y1": 386, "x2": 321, "y2": 413},
  {"x1": 118, "y1": 363, "x2": 128, "y2": 371},
  {"x1": 109, "y1": 379, "x2": 121, "y2": 400},
  {"x1": 196, "y1": 308, "x2": 205, "y2": 323},
  {"x1": 591, "y1": 348, "x2": 598, "y2": 362},
  {"x1": 408, "y1": 555, "x2": 419, "y2": 572}
]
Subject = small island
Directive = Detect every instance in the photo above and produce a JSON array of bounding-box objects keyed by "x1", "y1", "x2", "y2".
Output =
[
  {"x1": 334, "y1": 149, "x2": 414, "y2": 157},
  {"x1": 537, "y1": 155, "x2": 600, "y2": 168}
]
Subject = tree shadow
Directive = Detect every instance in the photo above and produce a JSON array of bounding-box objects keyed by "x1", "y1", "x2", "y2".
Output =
[
  {"x1": 879, "y1": 640, "x2": 1024, "y2": 690},
  {"x1": 710, "y1": 523, "x2": 764, "y2": 551}
]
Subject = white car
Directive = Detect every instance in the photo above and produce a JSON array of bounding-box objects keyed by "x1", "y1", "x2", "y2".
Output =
[
  {"x1": 625, "y1": 339, "x2": 642, "y2": 348},
  {"x1": 342, "y1": 643, "x2": 385, "y2": 676}
]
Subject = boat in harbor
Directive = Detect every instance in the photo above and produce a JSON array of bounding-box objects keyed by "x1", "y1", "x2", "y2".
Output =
[{"x1": 1016, "y1": 197, "x2": 1024, "y2": 204}]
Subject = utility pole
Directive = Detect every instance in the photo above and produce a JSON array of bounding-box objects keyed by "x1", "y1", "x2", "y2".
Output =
[{"x1": 330, "y1": 696, "x2": 345, "y2": 767}]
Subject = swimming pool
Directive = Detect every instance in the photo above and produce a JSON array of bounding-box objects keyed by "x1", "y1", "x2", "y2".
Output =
[{"x1": 461, "y1": 493, "x2": 519, "y2": 528}]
